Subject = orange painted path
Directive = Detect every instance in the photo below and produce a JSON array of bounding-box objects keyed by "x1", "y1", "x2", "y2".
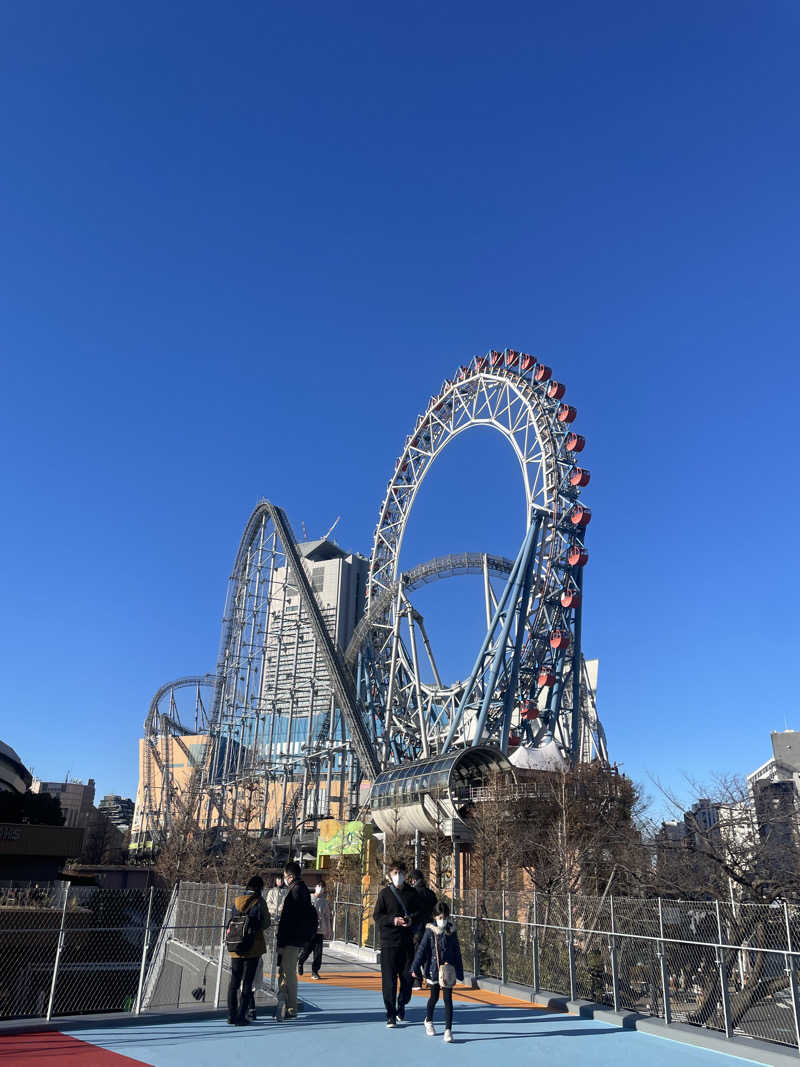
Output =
[{"x1": 299, "y1": 968, "x2": 551, "y2": 1011}]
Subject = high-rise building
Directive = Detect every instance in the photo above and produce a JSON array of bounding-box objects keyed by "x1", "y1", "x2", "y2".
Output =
[
  {"x1": 97, "y1": 794, "x2": 135, "y2": 833},
  {"x1": 31, "y1": 778, "x2": 96, "y2": 829},
  {"x1": 256, "y1": 538, "x2": 368, "y2": 761}
]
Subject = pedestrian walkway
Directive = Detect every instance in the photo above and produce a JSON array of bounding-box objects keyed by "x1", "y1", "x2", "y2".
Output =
[{"x1": 0, "y1": 961, "x2": 774, "y2": 1067}]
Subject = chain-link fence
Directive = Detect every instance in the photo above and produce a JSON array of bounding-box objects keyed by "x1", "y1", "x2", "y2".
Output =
[
  {"x1": 331, "y1": 883, "x2": 800, "y2": 1052},
  {"x1": 0, "y1": 880, "x2": 278, "y2": 1022}
]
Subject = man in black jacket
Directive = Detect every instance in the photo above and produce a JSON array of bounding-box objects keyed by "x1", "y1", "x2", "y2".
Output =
[
  {"x1": 409, "y1": 869, "x2": 437, "y2": 987},
  {"x1": 373, "y1": 859, "x2": 420, "y2": 1027},
  {"x1": 276, "y1": 862, "x2": 314, "y2": 1019}
]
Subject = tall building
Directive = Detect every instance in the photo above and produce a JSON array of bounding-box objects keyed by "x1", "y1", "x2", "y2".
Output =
[
  {"x1": 97, "y1": 794, "x2": 135, "y2": 833},
  {"x1": 747, "y1": 731, "x2": 800, "y2": 859},
  {"x1": 31, "y1": 778, "x2": 95, "y2": 829},
  {"x1": 256, "y1": 538, "x2": 368, "y2": 761}
]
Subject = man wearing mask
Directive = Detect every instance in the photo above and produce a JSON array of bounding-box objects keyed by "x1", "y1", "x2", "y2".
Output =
[
  {"x1": 373, "y1": 859, "x2": 420, "y2": 1028},
  {"x1": 276, "y1": 862, "x2": 315, "y2": 1020},
  {"x1": 409, "y1": 870, "x2": 437, "y2": 988}
]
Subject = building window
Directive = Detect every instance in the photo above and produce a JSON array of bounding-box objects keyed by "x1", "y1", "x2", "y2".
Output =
[{"x1": 311, "y1": 567, "x2": 324, "y2": 594}]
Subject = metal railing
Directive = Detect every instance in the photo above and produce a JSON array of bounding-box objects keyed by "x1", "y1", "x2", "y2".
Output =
[
  {"x1": 0, "y1": 881, "x2": 278, "y2": 1022},
  {"x1": 331, "y1": 884, "x2": 800, "y2": 1052}
]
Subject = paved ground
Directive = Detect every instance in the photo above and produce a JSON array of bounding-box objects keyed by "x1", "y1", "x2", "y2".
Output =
[{"x1": 0, "y1": 961, "x2": 763, "y2": 1067}]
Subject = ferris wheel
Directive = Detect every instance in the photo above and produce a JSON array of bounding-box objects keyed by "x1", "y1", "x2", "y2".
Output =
[{"x1": 354, "y1": 350, "x2": 605, "y2": 768}]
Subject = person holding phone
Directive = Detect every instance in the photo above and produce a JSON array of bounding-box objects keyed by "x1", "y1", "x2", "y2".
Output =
[{"x1": 372, "y1": 859, "x2": 420, "y2": 1028}]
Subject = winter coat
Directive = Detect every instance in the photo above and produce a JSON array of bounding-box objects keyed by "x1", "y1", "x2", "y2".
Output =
[
  {"x1": 411, "y1": 921, "x2": 464, "y2": 984},
  {"x1": 313, "y1": 892, "x2": 333, "y2": 939},
  {"x1": 412, "y1": 885, "x2": 437, "y2": 935},
  {"x1": 277, "y1": 878, "x2": 314, "y2": 949},
  {"x1": 266, "y1": 884, "x2": 288, "y2": 922},
  {"x1": 373, "y1": 882, "x2": 421, "y2": 948},
  {"x1": 229, "y1": 893, "x2": 270, "y2": 960}
]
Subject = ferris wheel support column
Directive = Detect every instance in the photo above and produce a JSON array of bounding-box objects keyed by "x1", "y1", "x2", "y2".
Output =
[
  {"x1": 471, "y1": 516, "x2": 542, "y2": 748},
  {"x1": 440, "y1": 529, "x2": 530, "y2": 753},
  {"x1": 569, "y1": 566, "x2": 585, "y2": 765},
  {"x1": 499, "y1": 512, "x2": 544, "y2": 753}
]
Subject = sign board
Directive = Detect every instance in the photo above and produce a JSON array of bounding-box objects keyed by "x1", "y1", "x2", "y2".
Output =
[{"x1": 316, "y1": 819, "x2": 368, "y2": 860}]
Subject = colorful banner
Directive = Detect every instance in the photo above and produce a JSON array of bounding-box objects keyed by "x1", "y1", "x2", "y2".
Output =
[{"x1": 316, "y1": 819, "x2": 367, "y2": 858}]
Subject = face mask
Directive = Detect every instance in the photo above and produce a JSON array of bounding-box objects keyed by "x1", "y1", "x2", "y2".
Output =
[
  {"x1": 436, "y1": 918, "x2": 447, "y2": 930},
  {"x1": 391, "y1": 873, "x2": 405, "y2": 888},
  {"x1": 315, "y1": 886, "x2": 323, "y2": 896}
]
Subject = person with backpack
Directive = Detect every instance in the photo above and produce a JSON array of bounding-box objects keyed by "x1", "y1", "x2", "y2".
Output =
[
  {"x1": 409, "y1": 870, "x2": 437, "y2": 987},
  {"x1": 298, "y1": 877, "x2": 333, "y2": 979},
  {"x1": 372, "y1": 859, "x2": 420, "y2": 1028},
  {"x1": 276, "y1": 861, "x2": 316, "y2": 1020},
  {"x1": 226, "y1": 875, "x2": 271, "y2": 1026},
  {"x1": 411, "y1": 900, "x2": 464, "y2": 1043}
]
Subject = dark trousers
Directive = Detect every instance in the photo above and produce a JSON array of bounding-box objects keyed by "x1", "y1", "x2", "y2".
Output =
[
  {"x1": 426, "y1": 983, "x2": 453, "y2": 1029},
  {"x1": 381, "y1": 941, "x2": 412, "y2": 1021},
  {"x1": 227, "y1": 956, "x2": 259, "y2": 1021},
  {"x1": 298, "y1": 934, "x2": 323, "y2": 974}
]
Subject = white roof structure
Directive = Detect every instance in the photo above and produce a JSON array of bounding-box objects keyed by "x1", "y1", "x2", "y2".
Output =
[{"x1": 509, "y1": 739, "x2": 567, "y2": 772}]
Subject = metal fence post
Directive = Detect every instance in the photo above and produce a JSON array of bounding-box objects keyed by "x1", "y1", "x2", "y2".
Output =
[
  {"x1": 715, "y1": 899, "x2": 732, "y2": 1039},
  {"x1": 500, "y1": 888, "x2": 507, "y2": 984},
  {"x1": 214, "y1": 885, "x2": 230, "y2": 1008},
  {"x1": 567, "y1": 892, "x2": 577, "y2": 1002},
  {"x1": 610, "y1": 894, "x2": 619, "y2": 1013},
  {"x1": 46, "y1": 884, "x2": 70, "y2": 1021},
  {"x1": 134, "y1": 887, "x2": 155, "y2": 1015},
  {"x1": 657, "y1": 897, "x2": 671, "y2": 1024},
  {"x1": 344, "y1": 901, "x2": 350, "y2": 945},
  {"x1": 784, "y1": 902, "x2": 800, "y2": 1053},
  {"x1": 532, "y1": 891, "x2": 540, "y2": 993}
]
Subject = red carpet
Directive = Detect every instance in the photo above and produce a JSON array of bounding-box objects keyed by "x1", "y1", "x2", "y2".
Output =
[{"x1": 0, "y1": 1031, "x2": 149, "y2": 1066}]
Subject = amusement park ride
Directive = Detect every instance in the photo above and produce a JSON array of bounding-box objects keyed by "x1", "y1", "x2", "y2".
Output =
[{"x1": 134, "y1": 352, "x2": 607, "y2": 850}]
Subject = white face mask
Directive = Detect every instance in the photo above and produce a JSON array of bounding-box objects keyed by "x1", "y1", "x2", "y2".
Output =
[
  {"x1": 391, "y1": 872, "x2": 405, "y2": 888},
  {"x1": 315, "y1": 886, "x2": 323, "y2": 896},
  {"x1": 436, "y1": 917, "x2": 447, "y2": 930}
]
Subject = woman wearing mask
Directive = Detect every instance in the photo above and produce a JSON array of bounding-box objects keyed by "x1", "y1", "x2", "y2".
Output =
[
  {"x1": 411, "y1": 901, "x2": 464, "y2": 1043},
  {"x1": 372, "y1": 860, "x2": 420, "y2": 1028},
  {"x1": 298, "y1": 878, "x2": 332, "y2": 979}
]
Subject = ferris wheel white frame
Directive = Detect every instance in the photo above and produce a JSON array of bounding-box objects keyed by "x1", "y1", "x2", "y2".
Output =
[{"x1": 363, "y1": 351, "x2": 596, "y2": 765}]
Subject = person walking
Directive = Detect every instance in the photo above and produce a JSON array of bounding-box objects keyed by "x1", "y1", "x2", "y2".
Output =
[
  {"x1": 266, "y1": 873, "x2": 289, "y2": 923},
  {"x1": 226, "y1": 875, "x2": 271, "y2": 1026},
  {"x1": 276, "y1": 861, "x2": 316, "y2": 1020},
  {"x1": 298, "y1": 877, "x2": 333, "y2": 979},
  {"x1": 409, "y1": 870, "x2": 437, "y2": 987},
  {"x1": 411, "y1": 900, "x2": 464, "y2": 1043},
  {"x1": 373, "y1": 859, "x2": 420, "y2": 1028}
]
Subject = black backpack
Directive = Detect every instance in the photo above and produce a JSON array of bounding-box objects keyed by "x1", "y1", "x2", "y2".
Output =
[{"x1": 225, "y1": 896, "x2": 263, "y2": 954}]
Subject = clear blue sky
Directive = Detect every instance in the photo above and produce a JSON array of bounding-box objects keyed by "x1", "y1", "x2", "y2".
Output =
[{"x1": 1, "y1": 2, "x2": 798, "y2": 810}]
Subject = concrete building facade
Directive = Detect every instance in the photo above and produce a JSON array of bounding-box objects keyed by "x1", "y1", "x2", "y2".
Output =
[{"x1": 31, "y1": 778, "x2": 96, "y2": 829}]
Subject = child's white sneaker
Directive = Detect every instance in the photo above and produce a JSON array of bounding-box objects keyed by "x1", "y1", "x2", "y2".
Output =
[
  {"x1": 424, "y1": 1020, "x2": 436, "y2": 1036},
  {"x1": 444, "y1": 1029, "x2": 453, "y2": 1043}
]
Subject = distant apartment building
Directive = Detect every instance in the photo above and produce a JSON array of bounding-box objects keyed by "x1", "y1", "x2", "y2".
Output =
[
  {"x1": 31, "y1": 777, "x2": 95, "y2": 829},
  {"x1": 97, "y1": 794, "x2": 135, "y2": 833},
  {"x1": 747, "y1": 730, "x2": 800, "y2": 856}
]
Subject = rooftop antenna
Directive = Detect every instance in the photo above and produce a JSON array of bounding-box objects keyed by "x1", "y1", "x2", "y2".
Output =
[
  {"x1": 323, "y1": 515, "x2": 341, "y2": 542},
  {"x1": 301, "y1": 520, "x2": 309, "y2": 540}
]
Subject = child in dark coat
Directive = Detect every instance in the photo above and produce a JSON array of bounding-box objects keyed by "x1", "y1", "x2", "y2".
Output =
[{"x1": 410, "y1": 901, "x2": 464, "y2": 1042}]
